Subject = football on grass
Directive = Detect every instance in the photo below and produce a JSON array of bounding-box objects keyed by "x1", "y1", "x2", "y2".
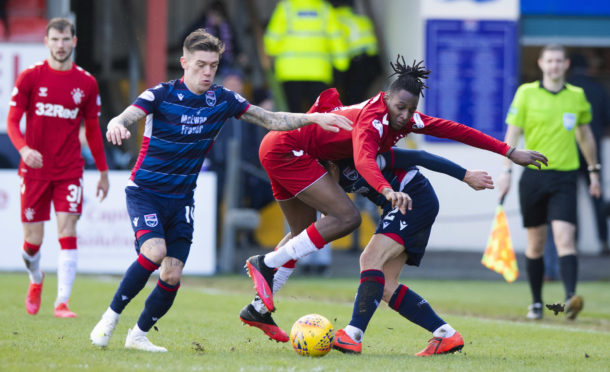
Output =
[{"x1": 289, "y1": 314, "x2": 334, "y2": 357}]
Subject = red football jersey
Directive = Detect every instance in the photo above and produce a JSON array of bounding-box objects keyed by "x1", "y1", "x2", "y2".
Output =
[
  {"x1": 10, "y1": 60, "x2": 101, "y2": 180},
  {"x1": 290, "y1": 88, "x2": 509, "y2": 193}
]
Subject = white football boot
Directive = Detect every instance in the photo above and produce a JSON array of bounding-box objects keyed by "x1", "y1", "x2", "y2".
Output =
[
  {"x1": 90, "y1": 309, "x2": 120, "y2": 347},
  {"x1": 125, "y1": 326, "x2": 167, "y2": 352}
]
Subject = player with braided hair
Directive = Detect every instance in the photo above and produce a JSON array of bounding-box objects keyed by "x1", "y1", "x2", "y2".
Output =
[
  {"x1": 242, "y1": 56, "x2": 547, "y2": 340},
  {"x1": 389, "y1": 57, "x2": 430, "y2": 96}
]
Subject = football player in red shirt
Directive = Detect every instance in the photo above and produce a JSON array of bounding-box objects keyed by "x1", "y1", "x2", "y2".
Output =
[
  {"x1": 7, "y1": 18, "x2": 109, "y2": 318},
  {"x1": 245, "y1": 57, "x2": 548, "y2": 316}
]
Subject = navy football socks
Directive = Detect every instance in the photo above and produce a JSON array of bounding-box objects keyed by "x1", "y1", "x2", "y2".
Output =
[
  {"x1": 526, "y1": 257, "x2": 544, "y2": 304},
  {"x1": 137, "y1": 279, "x2": 180, "y2": 332},
  {"x1": 348, "y1": 270, "x2": 385, "y2": 332},
  {"x1": 388, "y1": 284, "x2": 445, "y2": 333},
  {"x1": 109, "y1": 254, "x2": 159, "y2": 314}
]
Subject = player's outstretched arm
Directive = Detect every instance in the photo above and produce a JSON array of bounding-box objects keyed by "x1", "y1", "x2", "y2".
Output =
[
  {"x1": 106, "y1": 106, "x2": 146, "y2": 145},
  {"x1": 390, "y1": 148, "x2": 467, "y2": 180},
  {"x1": 388, "y1": 148, "x2": 493, "y2": 190},
  {"x1": 240, "y1": 105, "x2": 352, "y2": 132}
]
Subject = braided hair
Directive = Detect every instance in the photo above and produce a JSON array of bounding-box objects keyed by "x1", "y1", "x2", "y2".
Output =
[{"x1": 389, "y1": 55, "x2": 430, "y2": 97}]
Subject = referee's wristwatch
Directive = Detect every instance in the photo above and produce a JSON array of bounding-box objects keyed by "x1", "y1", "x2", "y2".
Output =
[{"x1": 587, "y1": 163, "x2": 602, "y2": 173}]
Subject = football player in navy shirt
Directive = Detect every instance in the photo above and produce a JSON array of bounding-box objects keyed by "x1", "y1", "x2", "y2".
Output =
[{"x1": 90, "y1": 28, "x2": 351, "y2": 352}]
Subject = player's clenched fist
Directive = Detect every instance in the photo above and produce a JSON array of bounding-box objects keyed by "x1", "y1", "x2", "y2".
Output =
[
  {"x1": 106, "y1": 120, "x2": 131, "y2": 146},
  {"x1": 19, "y1": 147, "x2": 43, "y2": 169}
]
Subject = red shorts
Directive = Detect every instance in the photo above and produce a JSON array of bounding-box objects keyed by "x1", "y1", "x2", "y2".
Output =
[
  {"x1": 259, "y1": 131, "x2": 327, "y2": 201},
  {"x1": 20, "y1": 177, "x2": 83, "y2": 222}
]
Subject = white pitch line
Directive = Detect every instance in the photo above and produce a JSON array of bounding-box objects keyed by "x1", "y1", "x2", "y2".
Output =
[{"x1": 459, "y1": 314, "x2": 609, "y2": 335}]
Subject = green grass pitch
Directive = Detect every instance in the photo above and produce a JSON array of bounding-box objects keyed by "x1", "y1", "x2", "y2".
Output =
[{"x1": 1, "y1": 272, "x2": 608, "y2": 371}]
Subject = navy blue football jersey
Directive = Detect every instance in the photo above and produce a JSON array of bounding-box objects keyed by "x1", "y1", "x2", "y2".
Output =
[{"x1": 129, "y1": 79, "x2": 249, "y2": 197}]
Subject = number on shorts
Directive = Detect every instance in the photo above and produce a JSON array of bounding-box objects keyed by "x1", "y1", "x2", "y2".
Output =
[
  {"x1": 383, "y1": 207, "x2": 399, "y2": 221},
  {"x1": 66, "y1": 183, "x2": 82, "y2": 203},
  {"x1": 185, "y1": 205, "x2": 195, "y2": 224}
]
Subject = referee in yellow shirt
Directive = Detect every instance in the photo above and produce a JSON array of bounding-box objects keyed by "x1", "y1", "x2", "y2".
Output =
[{"x1": 498, "y1": 44, "x2": 601, "y2": 321}]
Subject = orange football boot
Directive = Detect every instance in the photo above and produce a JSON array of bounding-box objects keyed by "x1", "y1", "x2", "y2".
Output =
[
  {"x1": 54, "y1": 302, "x2": 77, "y2": 318},
  {"x1": 333, "y1": 329, "x2": 362, "y2": 354},
  {"x1": 25, "y1": 274, "x2": 44, "y2": 315},
  {"x1": 415, "y1": 331, "x2": 464, "y2": 356}
]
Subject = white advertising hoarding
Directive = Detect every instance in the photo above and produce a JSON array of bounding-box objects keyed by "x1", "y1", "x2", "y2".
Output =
[
  {"x1": 421, "y1": 0, "x2": 519, "y2": 20},
  {"x1": 0, "y1": 170, "x2": 217, "y2": 275}
]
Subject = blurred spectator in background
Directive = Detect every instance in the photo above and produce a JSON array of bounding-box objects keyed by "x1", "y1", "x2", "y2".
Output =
[
  {"x1": 180, "y1": 0, "x2": 246, "y2": 77},
  {"x1": 264, "y1": 0, "x2": 349, "y2": 113},
  {"x1": 331, "y1": 0, "x2": 381, "y2": 105}
]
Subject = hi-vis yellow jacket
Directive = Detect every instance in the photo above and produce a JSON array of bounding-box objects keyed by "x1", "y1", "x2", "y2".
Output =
[
  {"x1": 334, "y1": 5, "x2": 378, "y2": 59},
  {"x1": 264, "y1": 0, "x2": 349, "y2": 83}
]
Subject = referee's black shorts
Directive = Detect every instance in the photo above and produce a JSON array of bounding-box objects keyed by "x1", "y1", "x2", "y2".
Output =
[{"x1": 518, "y1": 168, "x2": 578, "y2": 227}]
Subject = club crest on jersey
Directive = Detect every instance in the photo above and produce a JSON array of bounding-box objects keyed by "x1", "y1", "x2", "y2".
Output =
[
  {"x1": 412, "y1": 113, "x2": 425, "y2": 129},
  {"x1": 372, "y1": 119, "x2": 383, "y2": 138},
  {"x1": 71, "y1": 88, "x2": 85, "y2": 104},
  {"x1": 206, "y1": 91, "x2": 216, "y2": 106},
  {"x1": 563, "y1": 112, "x2": 577, "y2": 130},
  {"x1": 38, "y1": 87, "x2": 48, "y2": 97},
  {"x1": 144, "y1": 213, "x2": 158, "y2": 227}
]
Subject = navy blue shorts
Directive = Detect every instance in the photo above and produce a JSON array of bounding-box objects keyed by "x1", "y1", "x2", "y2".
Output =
[
  {"x1": 375, "y1": 172, "x2": 439, "y2": 266},
  {"x1": 125, "y1": 186, "x2": 194, "y2": 263}
]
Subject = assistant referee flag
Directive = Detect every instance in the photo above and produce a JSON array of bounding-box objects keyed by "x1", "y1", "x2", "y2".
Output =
[{"x1": 482, "y1": 202, "x2": 519, "y2": 283}]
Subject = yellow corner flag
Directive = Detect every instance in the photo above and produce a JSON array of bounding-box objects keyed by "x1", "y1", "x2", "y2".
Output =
[{"x1": 482, "y1": 202, "x2": 518, "y2": 282}]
